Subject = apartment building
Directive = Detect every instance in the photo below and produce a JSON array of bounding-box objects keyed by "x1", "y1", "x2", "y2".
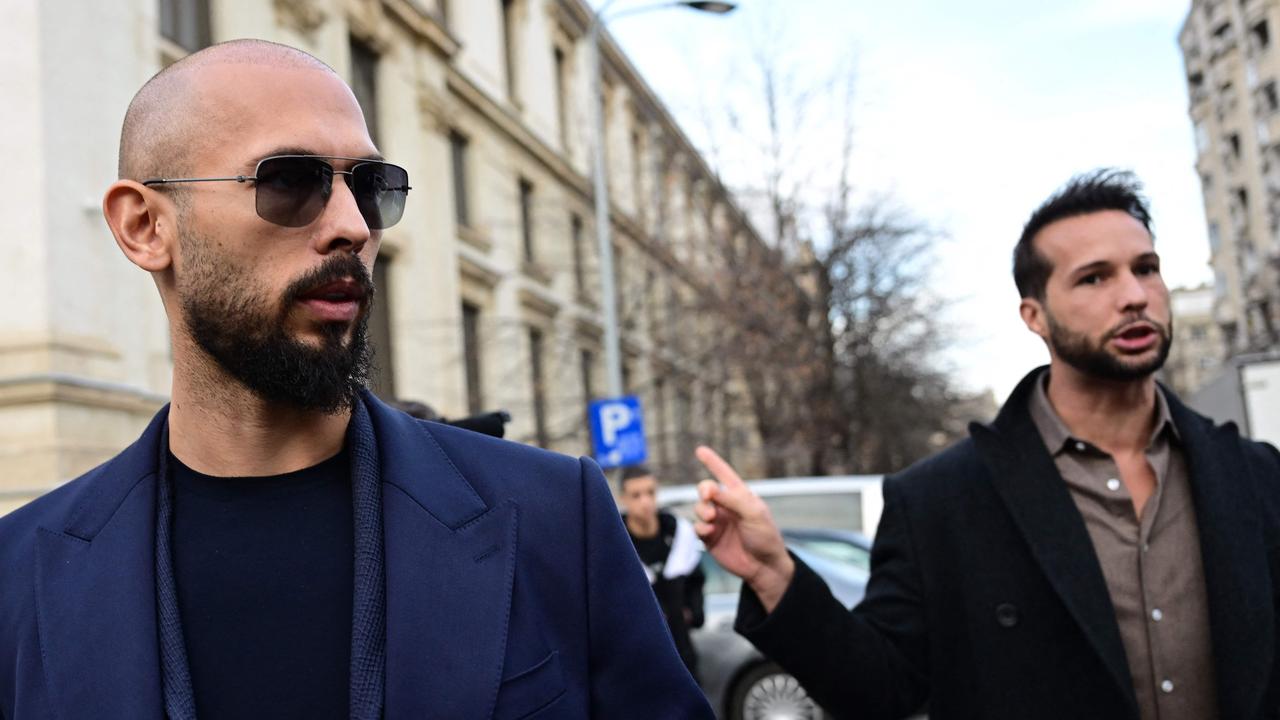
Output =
[
  {"x1": 1165, "y1": 283, "x2": 1226, "y2": 397},
  {"x1": 1181, "y1": 0, "x2": 1280, "y2": 355},
  {"x1": 0, "y1": 0, "x2": 809, "y2": 514}
]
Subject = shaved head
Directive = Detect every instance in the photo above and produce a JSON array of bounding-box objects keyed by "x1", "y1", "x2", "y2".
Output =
[{"x1": 117, "y1": 39, "x2": 338, "y2": 182}]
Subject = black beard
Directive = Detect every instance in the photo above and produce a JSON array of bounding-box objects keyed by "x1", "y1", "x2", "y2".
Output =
[
  {"x1": 178, "y1": 237, "x2": 375, "y2": 413},
  {"x1": 1046, "y1": 309, "x2": 1172, "y2": 382}
]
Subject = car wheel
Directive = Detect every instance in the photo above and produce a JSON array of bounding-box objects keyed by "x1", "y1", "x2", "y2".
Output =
[{"x1": 728, "y1": 661, "x2": 826, "y2": 720}]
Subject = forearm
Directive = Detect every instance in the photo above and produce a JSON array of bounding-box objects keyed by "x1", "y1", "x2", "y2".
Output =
[
  {"x1": 745, "y1": 551, "x2": 796, "y2": 613},
  {"x1": 737, "y1": 555, "x2": 926, "y2": 720}
]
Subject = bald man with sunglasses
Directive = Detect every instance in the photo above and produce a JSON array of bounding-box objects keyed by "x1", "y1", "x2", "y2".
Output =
[{"x1": 0, "y1": 39, "x2": 710, "y2": 720}]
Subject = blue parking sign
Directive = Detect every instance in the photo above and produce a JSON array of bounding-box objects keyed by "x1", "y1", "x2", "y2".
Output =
[{"x1": 588, "y1": 396, "x2": 647, "y2": 469}]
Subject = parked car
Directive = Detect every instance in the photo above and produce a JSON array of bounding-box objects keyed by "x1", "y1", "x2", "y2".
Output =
[
  {"x1": 695, "y1": 529, "x2": 870, "y2": 720},
  {"x1": 658, "y1": 478, "x2": 884, "y2": 719},
  {"x1": 656, "y1": 475, "x2": 886, "y2": 537}
]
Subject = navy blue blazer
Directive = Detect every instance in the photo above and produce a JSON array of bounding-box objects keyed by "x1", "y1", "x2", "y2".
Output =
[{"x1": 0, "y1": 391, "x2": 712, "y2": 719}]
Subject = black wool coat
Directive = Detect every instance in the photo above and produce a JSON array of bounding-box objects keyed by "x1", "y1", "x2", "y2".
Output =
[{"x1": 737, "y1": 367, "x2": 1280, "y2": 720}]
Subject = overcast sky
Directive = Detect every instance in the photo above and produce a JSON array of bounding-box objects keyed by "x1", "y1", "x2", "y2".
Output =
[{"x1": 597, "y1": 0, "x2": 1204, "y2": 401}]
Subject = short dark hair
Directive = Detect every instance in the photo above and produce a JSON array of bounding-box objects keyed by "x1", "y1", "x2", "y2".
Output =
[
  {"x1": 1013, "y1": 169, "x2": 1153, "y2": 300},
  {"x1": 618, "y1": 464, "x2": 654, "y2": 492}
]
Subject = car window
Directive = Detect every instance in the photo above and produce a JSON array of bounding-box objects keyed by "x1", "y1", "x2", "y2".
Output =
[
  {"x1": 786, "y1": 537, "x2": 871, "y2": 572},
  {"x1": 763, "y1": 493, "x2": 864, "y2": 534},
  {"x1": 664, "y1": 491, "x2": 865, "y2": 534},
  {"x1": 700, "y1": 553, "x2": 743, "y2": 596}
]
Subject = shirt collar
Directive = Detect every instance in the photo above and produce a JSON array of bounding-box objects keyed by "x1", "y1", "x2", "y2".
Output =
[{"x1": 1028, "y1": 369, "x2": 1180, "y2": 457}]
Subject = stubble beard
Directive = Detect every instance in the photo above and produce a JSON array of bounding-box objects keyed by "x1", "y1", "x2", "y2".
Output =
[
  {"x1": 176, "y1": 227, "x2": 375, "y2": 414},
  {"x1": 1045, "y1": 307, "x2": 1173, "y2": 382}
]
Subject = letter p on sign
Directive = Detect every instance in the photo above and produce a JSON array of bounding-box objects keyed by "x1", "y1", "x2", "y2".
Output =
[{"x1": 588, "y1": 395, "x2": 647, "y2": 468}]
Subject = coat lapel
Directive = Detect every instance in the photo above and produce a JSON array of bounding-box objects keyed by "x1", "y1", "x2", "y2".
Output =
[
  {"x1": 1167, "y1": 395, "x2": 1273, "y2": 718},
  {"x1": 362, "y1": 393, "x2": 517, "y2": 719},
  {"x1": 970, "y1": 369, "x2": 1137, "y2": 716},
  {"x1": 35, "y1": 408, "x2": 169, "y2": 720}
]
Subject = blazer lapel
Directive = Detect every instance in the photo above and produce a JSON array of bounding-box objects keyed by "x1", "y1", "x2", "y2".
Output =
[
  {"x1": 35, "y1": 408, "x2": 169, "y2": 720},
  {"x1": 1168, "y1": 396, "x2": 1273, "y2": 718},
  {"x1": 970, "y1": 369, "x2": 1137, "y2": 716},
  {"x1": 362, "y1": 393, "x2": 517, "y2": 719}
]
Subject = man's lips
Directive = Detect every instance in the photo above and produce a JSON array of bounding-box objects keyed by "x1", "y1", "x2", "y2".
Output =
[
  {"x1": 1109, "y1": 322, "x2": 1159, "y2": 352},
  {"x1": 299, "y1": 278, "x2": 366, "y2": 302},
  {"x1": 297, "y1": 278, "x2": 366, "y2": 322}
]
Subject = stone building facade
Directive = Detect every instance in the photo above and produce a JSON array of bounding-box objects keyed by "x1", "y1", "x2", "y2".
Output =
[
  {"x1": 1165, "y1": 283, "x2": 1226, "y2": 397},
  {"x1": 0, "y1": 0, "x2": 812, "y2": 514},
  {"x1": 1181, "y1": 0, "x2": 1280, "y2": 355}
]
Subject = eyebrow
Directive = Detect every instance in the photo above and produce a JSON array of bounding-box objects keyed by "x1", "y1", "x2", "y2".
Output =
[
  {"x1": 242, "y1": 147, "x2": 387, "y2": 170},
  {"x1": 1068, "y1": 252, "x2": 1160, "y2": 278}
]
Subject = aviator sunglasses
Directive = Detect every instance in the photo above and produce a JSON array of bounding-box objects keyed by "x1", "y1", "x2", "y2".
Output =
[{"x1": 142, "y1": 154, "x2": 411, "y2": 229}]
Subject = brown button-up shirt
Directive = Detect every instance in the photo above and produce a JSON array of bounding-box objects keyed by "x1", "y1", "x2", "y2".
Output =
[{"x1": 1029, "y1": 372, "x2": 1217, "y2": 720}]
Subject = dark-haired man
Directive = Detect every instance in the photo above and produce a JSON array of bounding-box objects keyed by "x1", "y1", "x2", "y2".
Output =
[
  {"x1": 0, "y1": 39, "x2": 710, "y2": 720},
  {"x1": 619, "y1": 466, "x2": 706, "y2": 678},
  {"x1": 693, "y1": 170, "x2": 1280, "y2": 719}
]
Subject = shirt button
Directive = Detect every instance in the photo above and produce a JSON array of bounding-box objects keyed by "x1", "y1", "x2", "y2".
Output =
[
  {"x1": 1142, "y1": 543, "x2": 1150, "y2": 553},
  {"x1": 1161, "y1": 679, "x2": 1174, "y2": 693},
  {"x1": 1074, "y1": 441, "x2": 1087, "y2": 452},
  {"x1": 1106, "y1": 478, "x2": 1121, "y2": 491},
  {"x1": 1151, "y1": 608, "x2": 1163, "y2": 622}
]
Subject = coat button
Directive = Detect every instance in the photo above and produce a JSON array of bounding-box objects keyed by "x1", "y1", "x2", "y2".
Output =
[{"x1": 996, "y1": 603, "x2": 1019, "y2": 628}]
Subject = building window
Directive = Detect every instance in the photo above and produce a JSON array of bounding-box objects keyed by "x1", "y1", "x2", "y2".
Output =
[
  {"x1": 519, "y1": 177, "x2": 536, "y2": 261},
  {"x1": 349, "y1": 38, "x2": 380, "y2": 145},
  {"x1": 580, "y1": 349, "x2": 596, "y2": 402},
  {"x1": 159, "y1": 0, "x2": 211, "y2": 52},
  {"x1": 631, "y1": 129, "x2": 645, "y2": 225},
  {"x1": 529, "y1": 327, "x2": 549, "y2": 447},
  {"x1": 462, "y1": 303, "x2": 483, "y2": 414},
  {"x1": 1264, "y1": 81, "x2": 1279, "y2": 113},
  {"x1": 501, "y1": 0, "x2": 520, "y2": 104},
  {"x1": 450, "y1": 131, "x2": 470, "y2": 227},
  {"x1": 571, "y1": 214, "x2": 586, "y2": 295},
  {"x1": 370, "y1": 255, "x2": 396, "y2": 399},
  {"x1": 580, "y1": 349, "x2": 595, "y2": 452},
  {"x1": 554, "y1": 47, "x2": 570, "y2": 149},
  {"x1": 1253, "y1": 20, "x2": 1271, "y2": 51}
]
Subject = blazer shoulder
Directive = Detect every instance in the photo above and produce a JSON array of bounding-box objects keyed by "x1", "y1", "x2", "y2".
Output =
[
  {"x1": 0, "y1": 455, "x2": 143, "y2": 607},
  {"x1": 415, "y1": 420, "x2": 586, "y2": 496}
]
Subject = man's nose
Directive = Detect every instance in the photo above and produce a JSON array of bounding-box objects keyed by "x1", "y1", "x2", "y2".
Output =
[
  {"x1": 311, "y1": 174, "x2": 372, "y2": 255},
  {"x1": 1117, "y1": 269, "x2": 1149, "y2": 312}
]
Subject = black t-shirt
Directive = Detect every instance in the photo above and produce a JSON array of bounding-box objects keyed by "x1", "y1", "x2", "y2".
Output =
[
  {"x1": 170, "y1": 448, "x2": 354, "y2": 720},
  {"x1": 630, "y1": 528, "x2": 671, "y2": 580}
]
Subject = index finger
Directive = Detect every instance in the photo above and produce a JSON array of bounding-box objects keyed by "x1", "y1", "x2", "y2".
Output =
[{"x1": 695, "y1": 445, "x2": 745, "y2": 489}]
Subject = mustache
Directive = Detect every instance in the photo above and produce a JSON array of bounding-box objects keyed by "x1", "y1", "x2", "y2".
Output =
[
  {"x1": 1102, "y1": 313, "x2": 1169, "y2": 341},
  {"x1": 281, "y1": 254, "x2": 375, "y2": 308}
]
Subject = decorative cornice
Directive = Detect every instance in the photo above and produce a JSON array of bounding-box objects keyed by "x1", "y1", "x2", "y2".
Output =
[
  {"x1": 274, "y1": 0, "x2": 328, "y2": 40},
  {"x1": 0, "y1": 374, "x2": 167, "y2": 414},
  {"x1": 382, "y1": 0, "x2": 460, "y2": 59}
]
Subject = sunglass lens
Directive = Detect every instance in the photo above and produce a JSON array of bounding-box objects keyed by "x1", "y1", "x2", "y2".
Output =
[
  {"x1": 255, "y1": 157, "x2": 331, "y2": 227},
  {"x1": 352, "y1": 162, "x2": 409, "y2": 230}
]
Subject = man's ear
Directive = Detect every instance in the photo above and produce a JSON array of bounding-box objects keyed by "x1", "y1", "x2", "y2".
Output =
[
  {"x1": 1020, "y1": 296, "x2": 1049, "y2": 341},
  {"x1": 102, "y1": 180, "x2": 176, "y2": 272}
]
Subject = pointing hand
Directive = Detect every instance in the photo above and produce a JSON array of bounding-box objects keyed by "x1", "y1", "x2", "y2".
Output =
[{"x1": 693, "y1": 446, "x2": 795, "y2": 612}]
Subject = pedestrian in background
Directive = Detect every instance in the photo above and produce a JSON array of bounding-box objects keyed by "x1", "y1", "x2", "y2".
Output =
[
  {"x1": 693, "y1": 170, "x2": 1280, "y2": 719},
  {"x1": 620, "y1": 465, "x2": 707, "y2": 680}
]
